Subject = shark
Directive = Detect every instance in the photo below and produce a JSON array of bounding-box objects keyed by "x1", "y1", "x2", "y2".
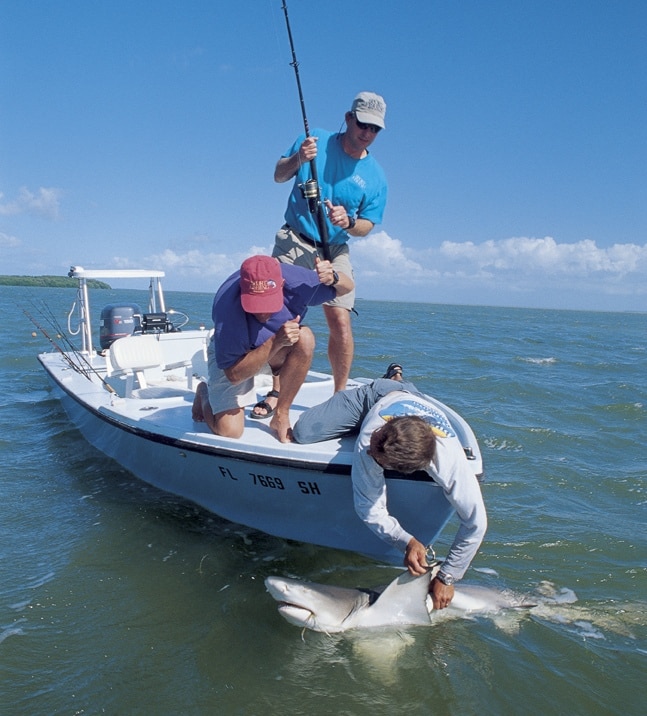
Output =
[{"x1": 265, "y1": 566, "x2": 538, "y2": 634}]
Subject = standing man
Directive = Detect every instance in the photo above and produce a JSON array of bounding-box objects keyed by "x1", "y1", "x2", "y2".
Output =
[
  {"x1": 254, "y1": 92, "x2": 387, "y2": 418},
  {"x1": 192, "y1": 254, "x2": 353, "y2": 443}
]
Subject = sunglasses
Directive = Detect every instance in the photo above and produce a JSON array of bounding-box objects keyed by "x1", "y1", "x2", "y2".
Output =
[{"x1": 353, "y1": 113, "x2": 381, "y2": 134}]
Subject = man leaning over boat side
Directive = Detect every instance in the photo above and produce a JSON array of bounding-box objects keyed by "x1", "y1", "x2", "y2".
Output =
[
  {"x1": 291, "y1": 367, "x2": 487, "y2": 610},
  {"x1": 253, "y1": 91, "x2": 388, "y2": 419},
  {"x1": 192, "y1": 254, "x2": 353, "y2": 443}
]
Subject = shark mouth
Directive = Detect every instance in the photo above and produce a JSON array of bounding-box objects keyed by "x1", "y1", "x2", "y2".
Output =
[
  {"x1": 276, "y1": 599, "x2": 310, "y2": 612},
  {"x1": 276, "y1": 602, "x2": 316, "y2": 627}
]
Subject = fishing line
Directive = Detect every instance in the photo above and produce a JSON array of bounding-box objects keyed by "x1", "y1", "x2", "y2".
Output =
[{"x1": 279, "y1": 0, "x2": 331, "y2": 262}]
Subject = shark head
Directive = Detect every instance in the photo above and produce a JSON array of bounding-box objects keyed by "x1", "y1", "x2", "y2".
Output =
[{"x1": 264, "y1": 577, "x2": 374, "y2": 633}]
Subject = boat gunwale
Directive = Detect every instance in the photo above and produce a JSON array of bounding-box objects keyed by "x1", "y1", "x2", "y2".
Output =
[{"x1": 38, "y1": 352, "x2": 356, "y2": 475}]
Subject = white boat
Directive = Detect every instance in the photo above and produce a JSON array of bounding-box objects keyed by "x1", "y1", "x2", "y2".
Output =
[{"x1": 36, "y1": 266, "x2": 483, "y2": 565}]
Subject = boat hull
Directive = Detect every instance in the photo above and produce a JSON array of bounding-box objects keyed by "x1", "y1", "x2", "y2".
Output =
[{"x1": 38, "y1": 335, "x2": 478, "y2": 565}]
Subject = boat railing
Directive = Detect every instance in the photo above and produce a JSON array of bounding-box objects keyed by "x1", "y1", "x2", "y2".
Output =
[{"x1": 67, "y1": 266, "x2": 167, "y2": 358}]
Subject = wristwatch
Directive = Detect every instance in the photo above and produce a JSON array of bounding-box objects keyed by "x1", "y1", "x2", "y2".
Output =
[
  {"x1": 331, "y1": 270, "x2": 339, "y2": 286},
  {"x1": 436, "y1": 571, "x2": 455, "y2": 586},
  {"x1": 346, "y1": 215, "x2": 356, "y2": 231}
]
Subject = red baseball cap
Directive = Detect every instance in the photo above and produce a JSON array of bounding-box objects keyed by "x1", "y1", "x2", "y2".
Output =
[{"x1": 239, "y1": 255, "x2": 284, "y2": 313}]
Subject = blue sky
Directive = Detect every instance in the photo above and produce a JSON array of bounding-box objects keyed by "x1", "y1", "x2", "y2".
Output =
[{"x1": 1, "y1": 0, "x2": 646, "y2": 311}]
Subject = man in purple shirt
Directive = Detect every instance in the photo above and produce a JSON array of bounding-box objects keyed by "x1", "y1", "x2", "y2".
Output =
[{"x1": 192, "y1": 255, "x2": 353, "y2": 442}]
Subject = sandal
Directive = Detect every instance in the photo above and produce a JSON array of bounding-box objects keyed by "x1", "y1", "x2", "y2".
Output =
[
  {"x1": 250, "y1": 390, "x2": 280, "y2": 420},
  {"x1": 382, "y1": 363, "x2": 403, "y2": 380}
]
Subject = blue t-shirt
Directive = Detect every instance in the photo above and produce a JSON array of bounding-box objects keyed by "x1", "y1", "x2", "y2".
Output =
[
  {"x1": 283, "y1": 129, "x2": 387, "y2": 245},
  {"x1": 212, "y1": 263, "x2": 336, "y2": 369}
]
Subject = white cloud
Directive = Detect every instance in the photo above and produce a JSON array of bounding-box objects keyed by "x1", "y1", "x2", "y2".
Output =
[
  {"x1": 346, "y1": 233, "x2": 647, "y2": 307},
  {"x1": 92, "y1": 233, "x2": 647, "y2": 310},
  {"x1": 352, "y1": 232, "x2": 430, "y2": 277},
  {"x1": 112, "y1": 246, "x2": 273, "y2": 291},
  {"x1": 434, "y1": 236, "x2": 647, "y2": 277},
  {"x1": 0, "y1": 187, "x2": 63, "y2": 219},
  {"x1": 0, "y1": 231, "x2": 21, "y2": 248}
]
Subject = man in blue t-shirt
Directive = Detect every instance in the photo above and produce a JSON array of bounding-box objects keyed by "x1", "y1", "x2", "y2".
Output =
[
  {"x1": 260, "y1": 92, "x2": 388, "y2": 416},
  {"x1": 192, "y1": 255, "x2": 353, "y2": 443}
]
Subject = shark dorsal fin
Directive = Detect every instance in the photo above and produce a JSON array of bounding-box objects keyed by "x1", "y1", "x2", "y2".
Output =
[{"x1": 359, "y1": 567, "x2": 438, "y2": 628}]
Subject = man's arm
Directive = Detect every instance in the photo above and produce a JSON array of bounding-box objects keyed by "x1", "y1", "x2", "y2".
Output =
[
  {"x1": 407, "y1": 440, "x2": 486, "y2": 610},
  {"x1": 324, "y1": 198, "x2": 375, "y2": 238},
  {"x1": 352, "y1": 441, "x2": 414, "y2": 551},
  {"x1": 431, "y1": 439, "x2": 487, "y2": 581},
  {"x1": 347, "y1": 217, "x2": 374, "y2": 237},
  {"x1": 314, "y1": 257, "x2": 354, "y2": 296},
  {"x1": 274, "y1": 137, "x2": 318, "y2": 183},
  {"x1": 224, "y1": 318, "x2": 301, "y2": 384}
]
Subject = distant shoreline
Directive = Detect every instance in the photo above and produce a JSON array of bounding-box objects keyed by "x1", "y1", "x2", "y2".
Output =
[{"x1": 0, "y1": 275, "x2": 111, "y2": 289}]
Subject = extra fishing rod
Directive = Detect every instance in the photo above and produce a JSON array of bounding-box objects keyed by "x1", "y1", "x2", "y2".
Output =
[
  {"x1": 280, "y1": 0, "x2": 331, "y2": 262},
  {"x1": 25, "y1": 308, "x2": 84, "y2": 375},
  {"x1": 25, "y1": 306, "x2": 117, "y2": 394}
]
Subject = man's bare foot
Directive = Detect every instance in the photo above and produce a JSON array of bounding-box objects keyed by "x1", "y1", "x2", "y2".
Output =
[
  {"x1": 192, "y1": 382, "x2": 207, "y2": 421},
  {"x1": 270, "y1": 412, "x2": 293, "y2": 443}
]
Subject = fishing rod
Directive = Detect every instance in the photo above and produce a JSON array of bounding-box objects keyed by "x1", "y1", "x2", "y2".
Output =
[
  {"x1": 25, "y1": 305, "x2": 117, "y2": 394},
  {"x1": 26, "y1": 308, "x2": 85, "y2": 375},
  {"x1": 38, "y1": 300, "x2": 121, "y2": 392},
  {"x1": 280, "y1": 0, "x2": 331, "y2": 262}
]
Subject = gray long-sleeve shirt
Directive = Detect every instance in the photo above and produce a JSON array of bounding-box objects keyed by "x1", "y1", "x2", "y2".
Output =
[{"x1": 352, "y1": 391, "x2": 487, "y2": 581}]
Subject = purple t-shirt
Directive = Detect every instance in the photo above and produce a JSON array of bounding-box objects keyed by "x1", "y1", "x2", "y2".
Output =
[{"x1": 212, "y1": 263, "x2": 336, "y2": 369}]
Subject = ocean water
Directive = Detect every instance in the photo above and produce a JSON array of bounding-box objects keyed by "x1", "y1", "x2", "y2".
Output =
[{"x1": 1, "y1": 285, "x2": 645, "y2": 715}]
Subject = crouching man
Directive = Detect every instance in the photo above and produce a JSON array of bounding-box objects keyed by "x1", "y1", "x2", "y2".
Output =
[{"x1": 192, "y1": 254, "x2": 352, "y2": 442}]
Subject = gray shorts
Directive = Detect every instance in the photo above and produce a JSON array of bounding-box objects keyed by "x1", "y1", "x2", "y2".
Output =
[
  {"x1": 272, "y1": 225, "x2": 355, "y2": 311},
  {"x1": 206, "y1": 340, "x2": 270, "y2": 414}
]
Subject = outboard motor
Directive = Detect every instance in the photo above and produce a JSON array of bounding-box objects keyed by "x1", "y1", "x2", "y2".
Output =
[{"x1": 99, "y1": 303, "x2": 142, "y2": 349}]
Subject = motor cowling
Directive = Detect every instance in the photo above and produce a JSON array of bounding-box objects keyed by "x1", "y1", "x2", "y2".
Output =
[{"x1": 99, "y1": 303, "x2": 142, "y2": 349}]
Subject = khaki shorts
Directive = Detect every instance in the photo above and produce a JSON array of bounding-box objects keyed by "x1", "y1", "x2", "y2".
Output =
[
  {"x1": 272, "y1": 225, "x2": 355, "y2": 311},
  {"x1": 206, "y1": 341, "x2": 271, "y2": 415}
]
